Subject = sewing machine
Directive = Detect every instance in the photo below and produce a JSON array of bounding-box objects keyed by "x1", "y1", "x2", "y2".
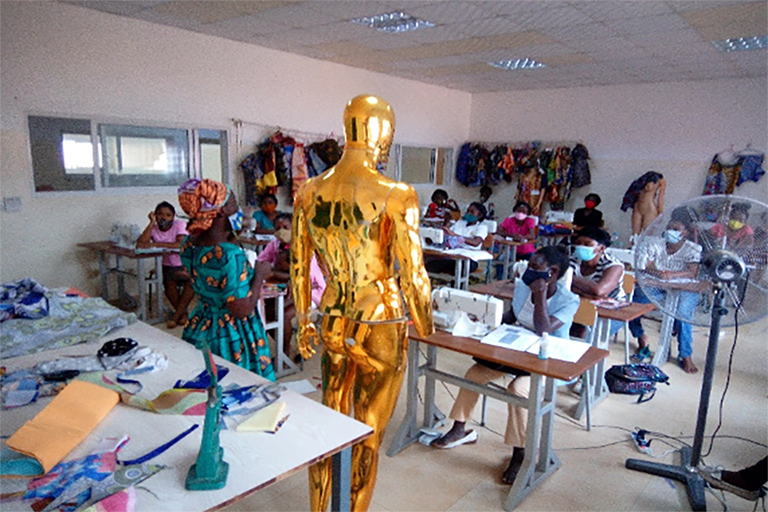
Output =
[
  {"x1": 420, "y1": 226, "x2": 444, "y2": 247},
  {"x1": 543, "y1": 211, "x2": 574, "y2": 224},
  {"x1": 109, "y1": 223, "x2": 142, "y2": 249},
  {"x1": 431, "y1": 287, "x2": 504, "y2": 332}
]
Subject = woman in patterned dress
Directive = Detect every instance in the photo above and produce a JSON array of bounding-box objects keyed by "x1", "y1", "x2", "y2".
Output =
[{"x1": 177, "y1": 179, "x2": 275, "y2": 380}]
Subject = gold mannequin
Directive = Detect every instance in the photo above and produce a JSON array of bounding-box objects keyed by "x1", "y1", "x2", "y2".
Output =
[{"x1": 291, "y1": 95, "x2": 434, "y2": 511}]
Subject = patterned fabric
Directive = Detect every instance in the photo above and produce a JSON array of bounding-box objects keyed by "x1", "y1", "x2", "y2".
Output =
[
  {"x1": 0, "y1": 278, "x2": 49, "y2": 323},
  {"x1": 177, "y1": 179, "x2": 230, "y2": 235},
  {"x1": 180, "y1": 240, "x2": 275, "y2": 380},
  {"x1": 0, "y1": 293, "x2": 136, "y2": 359}
]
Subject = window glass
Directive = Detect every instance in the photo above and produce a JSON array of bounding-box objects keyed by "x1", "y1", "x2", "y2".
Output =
[
  {"x1": 99, "y1": 124, "x2": 189, "y2": 188},
  {"x1": 28, "y1": 116, "x2": 95, "y2": 192},
  {"x1": 394, "y1": 145, "x2": 452, "y2": 185},
  {"x1": 199, "y1": 129, "x2": 226, "y2": 182}
]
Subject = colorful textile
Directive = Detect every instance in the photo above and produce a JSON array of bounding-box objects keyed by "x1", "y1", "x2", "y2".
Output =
[
  {"x1": 252, "y1": 209, "x2": 279, "y2": 231},
  {"x1": 177, "y1": 179, "x2": 230, "y2": 235},
  {"x1": 737, "y1": 153, "x2": 765, "y2": 185},
  {"x1": 81, "y1": 486, "x2": 136, "y2": 512},
  {"x1": 291, "y1": 143, "x2": 308, "y2": 200},
  {"x1": 180, "y1": 241, "x2": 275, "y2": 380},
  {"x1": 148, "y1": 219, "x2": 187, "y2": 267},
  {"x1": 0, "y1": 278, "x2": 49, "y2": 323}
]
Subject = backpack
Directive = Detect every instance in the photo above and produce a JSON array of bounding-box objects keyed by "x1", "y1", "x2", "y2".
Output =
[{"x1": 604, "y1": 364, "x2": 669, "y2": 403}]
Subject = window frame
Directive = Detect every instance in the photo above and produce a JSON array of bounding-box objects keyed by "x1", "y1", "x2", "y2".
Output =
[
  {"x1": 389, "y1": 144, "x2": 453, "y2": 185},
  {"x1": 26, "y1": 112, "x2": 230, "y2": 197}
]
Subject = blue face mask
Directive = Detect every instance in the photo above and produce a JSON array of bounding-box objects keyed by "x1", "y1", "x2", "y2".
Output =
[
  {"x1": 228, "y1": 208, "x2": 243, "y2": 231},
  {"x1": 463, "y1": 213, "x2": 478, "y2": 223},
  {"x1": 662, "y1": 229, "x2": 682, "y2": 244},
  {"x1": 521, "y1": 268, "x2": 551, "y2": 286},
  {"x1": 573, "y1": 245, "x2": 596, "y2": 261}
]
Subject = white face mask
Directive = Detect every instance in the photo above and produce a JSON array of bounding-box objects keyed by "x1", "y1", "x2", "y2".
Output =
[
  {"x1": 513, "y1": 212, "x2": 527, "y2": 221},
  {"x1": 662, "y1": 229, "x2": 682, "y2": 244},
  {"x1": 275, "y1": 227, "x2": 292, "y2": 244}
]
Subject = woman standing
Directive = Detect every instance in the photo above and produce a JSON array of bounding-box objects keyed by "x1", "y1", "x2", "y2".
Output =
[{"x1": 177, "y1": 179, "x2": 275, "y2": 380}]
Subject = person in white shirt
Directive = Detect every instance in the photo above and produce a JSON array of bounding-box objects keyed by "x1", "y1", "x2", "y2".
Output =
[{"x1": 425, "y1": 202, "x2": 489, "y2": 274}]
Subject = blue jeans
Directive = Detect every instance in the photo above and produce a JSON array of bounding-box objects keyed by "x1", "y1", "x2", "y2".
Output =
[{"x1": 630, "y1": 284, "x2": 698, "y2": 359}]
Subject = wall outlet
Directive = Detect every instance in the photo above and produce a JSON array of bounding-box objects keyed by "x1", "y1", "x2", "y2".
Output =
[{"x1": 2, "y1": 196, "x2": 22, "y2": 212}]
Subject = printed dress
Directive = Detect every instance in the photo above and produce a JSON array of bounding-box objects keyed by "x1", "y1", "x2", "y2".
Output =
[{"x1": 180, "y1": 240, "x2": 275, "y2": 380}]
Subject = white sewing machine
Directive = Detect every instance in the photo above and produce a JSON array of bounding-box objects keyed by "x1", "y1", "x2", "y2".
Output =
[
  {"x1": 420, "y1": 226, "x2": 444, "y2": 247},
  {"x1": 543, "y1": 210, "x2": 574, "y2": 224},
  {"x1": 109, "y1": 222, "x2": 142, "y2": 249},
  {"x1": 431, "y1": 287, "x2": 504, "y2": 332}
]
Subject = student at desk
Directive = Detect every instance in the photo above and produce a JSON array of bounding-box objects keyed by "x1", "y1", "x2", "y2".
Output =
[
  {"x1": 425, "y1": 202, "x2": 489, "y2": 274},
  {"x1": 569, "y1": 226, "x2": 625, "y2": 338},
  {"x1": 430, "y1": 246, "x2": 579, "y2": 486}
]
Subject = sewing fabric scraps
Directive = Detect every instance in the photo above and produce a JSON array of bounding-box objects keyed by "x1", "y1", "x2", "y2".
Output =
[{"x1": 0, "y1": 278, "x2": 49, "y2": 323}]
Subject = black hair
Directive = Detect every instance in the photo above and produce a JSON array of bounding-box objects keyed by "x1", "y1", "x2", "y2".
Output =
[
  {"x1": 431, "y1": 189, "x2": 448, "y2": 202},
  {"x1": 260, "y1": 193, "x2": 278, "y2": 205},
  {"x1": 468, "y1": 201, "x2": 487, "y2": 221},
  {"x1": 536, "y1": 245, "x2": 570, "y2": 279},
  {"x1": 480, "y1": 185, "x2": 493, "y2": 197},
  {"x1": 731, "y1": 202, "x2": 751, "y2": 219},
  {"x1": 670, "y1": 206, "x2": 697, "y2": 229},
  {"x1": 513, "y1": 201, "x2": 531, "y2": 214},
  {"x1": 584, "y1": 193, "x2": 601, "y2": 206},
  {"x1": 155, "y1": 201, "x2": 175, "y2": 215},
  {"x1": 274, "y1": 212, "x2": 292, "y2": 224},
  {"x1": 577, "y1": 226, "x2": 612, "y2": 247}
]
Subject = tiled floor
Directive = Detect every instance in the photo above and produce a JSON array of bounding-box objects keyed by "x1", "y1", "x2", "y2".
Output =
[{"x1": 163, "y1": 313, "x2": 767, "y2": 511}]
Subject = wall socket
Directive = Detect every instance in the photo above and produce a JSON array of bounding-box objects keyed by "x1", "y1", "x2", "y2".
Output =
[{"x1": 2, "y1": 196, "x2": 22, "y2": 212}]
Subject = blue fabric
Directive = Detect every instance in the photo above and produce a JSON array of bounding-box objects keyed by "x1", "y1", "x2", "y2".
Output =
[
  {"x1": 511, "y1": 280, "x2": 580, "y2": 339},
  {"x1": 252, "y1": 210, "x2": 277, "y2": 231}
]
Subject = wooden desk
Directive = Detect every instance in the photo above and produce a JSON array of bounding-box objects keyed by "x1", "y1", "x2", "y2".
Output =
[
  {"x1": 0, "y1": 322, "x2": 372, "y2": 512},
  {"x1": 471, "y1": 279, "x2": 516, "y2": 301},
  {"x1": 423, "y1": 247, "x2": 493, "y2": 290},
  {"x1": 78, "y1": 241, "x2": 164, "y2": 324},
  {"x1": 388, "y1": 326, "x2": 608, "y2": 511}
]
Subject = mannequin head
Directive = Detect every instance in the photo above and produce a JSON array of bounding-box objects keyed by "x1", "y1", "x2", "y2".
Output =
[{"x1": 343, "y1": 95, "x2": 395, "y2": 164}]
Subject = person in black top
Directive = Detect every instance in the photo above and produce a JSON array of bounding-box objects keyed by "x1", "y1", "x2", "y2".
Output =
[{"x1": 573, "y1": 193, "x2": 604, "y2": 232}]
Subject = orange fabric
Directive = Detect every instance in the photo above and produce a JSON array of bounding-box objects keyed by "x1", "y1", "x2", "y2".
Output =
[{"x1": 178, "y1": 179, "x2": 230, "y2": 234}]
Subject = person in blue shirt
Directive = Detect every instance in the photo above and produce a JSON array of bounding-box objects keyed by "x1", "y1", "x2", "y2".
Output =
[{"x1": 430, "y1": 246, "x2": 579, "y2": 486}]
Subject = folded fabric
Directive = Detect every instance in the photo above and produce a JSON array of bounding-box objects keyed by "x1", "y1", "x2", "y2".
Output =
[
  {"x1": 236, "y1": 401, "x2": 286, "y2": 433},
  {"x1": 2, "y1": 380, "x2": 119, "y2": 478}
]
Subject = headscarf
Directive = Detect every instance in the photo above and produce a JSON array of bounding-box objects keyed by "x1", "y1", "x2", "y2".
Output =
[{"x1": 177, "y1": 179, "x2": 230, "y2": 234}]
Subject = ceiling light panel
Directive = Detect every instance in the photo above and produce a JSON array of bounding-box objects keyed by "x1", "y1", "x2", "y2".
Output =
[
  {"x1": 350, "y1": 12, "x2": 435, "y2": 33},
  {"x1": 712, "y1": 36, "x2": 768, "y2": 51},
  {"x1": 489, "y1": 58, "x2": 547, "y2": 70}
]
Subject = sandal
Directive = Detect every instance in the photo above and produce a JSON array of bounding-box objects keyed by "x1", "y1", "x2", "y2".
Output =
[
  {"x1": 430, "y1": 430, "x2": 478, "y2": 449},
  {"x1": 631, "y1": 346, "x2": 651, "y2": 363}
]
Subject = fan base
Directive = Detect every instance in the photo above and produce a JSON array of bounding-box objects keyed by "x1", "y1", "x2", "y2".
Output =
[{"x1": 626, "y1": 446, "x2": 706, "y2": 511}]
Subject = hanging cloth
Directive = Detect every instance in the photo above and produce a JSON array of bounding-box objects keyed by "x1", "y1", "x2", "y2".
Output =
[{"x1": 291, "y1": 143, "x2": 308, "y2": 200}]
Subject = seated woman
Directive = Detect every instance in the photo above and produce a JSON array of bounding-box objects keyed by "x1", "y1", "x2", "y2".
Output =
[
  {"x1": 573, "y1": 193, "x2": 604, "y2": 233},
  {"x1": 257, "y1": 213, "x2": 325, "y2": 360},
  {"x1": 429, "y1": 246, "x2": 579, "y2": 486},
  {"x1": 252, "y1": 193, "x2": 282, "y2": 234},
  {"x1": 568, "y1": 226, "x2": 625, "y2": 338},
  {"x1": 497, "y1": 201, "x2": 537, "y2": 260},
  {"x1": 631, "y1": 211, "x2": 702, "y2": 373},
  {"x1": 709, "y1": 202, "x2": 755, "y2": 255},
  {"x1": 425, "y1": 202, "x2": 488, "y2": 275},
  {"x1": 424, "y1": 189, "x2": 460, "y2": 226}
]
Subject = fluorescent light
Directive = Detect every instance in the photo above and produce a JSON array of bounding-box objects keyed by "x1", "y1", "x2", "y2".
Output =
[
  {"x1": 489, "y1": 58, "x2": 547, "y2": 70},
  {"x1": 350, "y1": 12, "x2": 435, "y2": 33},
  {"x1": 712, "y1": 36, "x2": 767, "y2": 52}
]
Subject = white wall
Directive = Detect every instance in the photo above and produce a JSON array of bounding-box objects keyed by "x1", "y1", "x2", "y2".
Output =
[
  {"x1": 0, "y1": 1, "x2": 470, "y2": 294},
  {"x1": 464, "y1": 79, "x2": 768, "y2": 241}
]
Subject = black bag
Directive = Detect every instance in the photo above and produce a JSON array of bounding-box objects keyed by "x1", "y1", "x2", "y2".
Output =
[{"x1": 604, "y1": 364, "x2": 669, "y2": 403}]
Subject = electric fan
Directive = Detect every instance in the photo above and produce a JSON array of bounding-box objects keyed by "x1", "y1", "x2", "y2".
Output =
[{"x1": 625, "y1": 194, "x2": 768, "y2": 510}]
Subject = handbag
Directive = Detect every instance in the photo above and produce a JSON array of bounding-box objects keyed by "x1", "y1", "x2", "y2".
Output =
[{"x1": 604, "y1": 363, "x2": 669, "y2": 403}]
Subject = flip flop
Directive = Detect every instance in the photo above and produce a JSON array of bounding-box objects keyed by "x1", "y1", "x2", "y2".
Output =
[
  {"x1": 699, "y1": 466, "x2": 764, "y2": 501},
  {"x1": 430, "y1": 430, "x2": 478, "y2": 449}
]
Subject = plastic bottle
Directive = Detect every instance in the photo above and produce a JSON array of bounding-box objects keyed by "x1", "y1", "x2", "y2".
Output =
[
  {"x1": 612, "y1": 231, "x2": 622, "y2": 248},
  {"x1": 538, "y1": 333, "x2": 550, "y2": 360}
]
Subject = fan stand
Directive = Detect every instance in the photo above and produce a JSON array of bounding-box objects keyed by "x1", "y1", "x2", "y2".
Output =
[{"x1": 626, "y1": 285, "x2": 728, "y2": 511}]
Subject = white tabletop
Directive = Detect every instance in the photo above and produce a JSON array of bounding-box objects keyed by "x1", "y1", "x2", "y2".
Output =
[{"x1": 0, "y1": 322, "x2": 372, "y2": 511}]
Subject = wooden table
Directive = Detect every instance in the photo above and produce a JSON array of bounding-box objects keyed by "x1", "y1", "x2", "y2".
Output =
[
  {"x1": 78, "y1": 241, "x2": 165, "y2": 324},
  {"x1": 388, "y1": 326, "x2": 608, "y2": 511},
  {"x1": 0, "y1": 322, "x2": 372, "y2": 512},
  {"x1": 423, "y1": 247, "x2": 493, "y2": 290}
]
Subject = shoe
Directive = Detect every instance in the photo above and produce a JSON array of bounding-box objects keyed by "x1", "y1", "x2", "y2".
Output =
[
  {"x1": 502, "y1": 447, "x2": 526, "y2": 485},
  {"x1": 699, "y1": 466, "x2": 764, "y2": 501},
  {"x1": 430, "y1": 430, "x2": 478, "y2": 449},
  {"x1": 630, "y1": 346, "x2": 651, "y2": 363}
]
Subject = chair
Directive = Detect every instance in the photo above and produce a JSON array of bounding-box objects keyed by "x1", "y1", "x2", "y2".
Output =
[
  {"x1": 571, "y1": 299, "x2": 598, "y2": 430},
  {"x1": 613, "y1": 272, "x2": 636, "y2": 364}
]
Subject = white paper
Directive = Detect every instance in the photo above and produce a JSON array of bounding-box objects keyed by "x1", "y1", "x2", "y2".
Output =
[
  {"x1": 480, "y1": 325, "x2": 591, "y2": 363},
  {"x1": 440, "y1": 248, "x2": 494, "y2": 261},
  {"x1": 279, "y1": 379, "x2": 318, "y2": 395}
]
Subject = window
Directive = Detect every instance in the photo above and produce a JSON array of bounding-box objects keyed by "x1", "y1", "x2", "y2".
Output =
[
  {"x1": 28, "y1": 116, "x2": 228, "y2": 193},
  {"x1": 390, "y1": 144, "x2": 452, "y2": 185}
]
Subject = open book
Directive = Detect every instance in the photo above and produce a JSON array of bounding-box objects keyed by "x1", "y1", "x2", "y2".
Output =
[{"x1": 480, "y1": 324, "x2": 590, "y2": 363}]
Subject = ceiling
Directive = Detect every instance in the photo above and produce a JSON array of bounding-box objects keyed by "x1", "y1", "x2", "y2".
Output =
[{"x1": 63, "y1": 0, "x2": 768, "y2": 93}]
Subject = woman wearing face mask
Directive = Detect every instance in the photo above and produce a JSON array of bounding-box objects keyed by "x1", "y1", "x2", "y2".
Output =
[
  {"x1": 568, "y1": 227, "x2": 626, "y2": 338},
  {"x1": 631, "y1": 213, "x2": 702, "y2": 373},
  {"x1": 498, "y1": 201, "x2": 537, "y2": 260},
  {"x1": 430, "y1": 246, "x2": 579, "y2": 486},
  {"x1": 425, "y1": 202, "x2": 489, "y2": 275},
  {"x1": 252, "y1": 193, "x2": 282, "y2": 234},
  {"x1": 175, "y1": 179, "x2": 275, "y2": 379},
  {"x1": 257, "y1": 213, "x2": 326, "y2": 359},
  {"x1": 710, "y1": 202, "x2": 755, "y2": 254},
  {"x1": 573, "y1": 193, "x2": 604, "y2": 232}
]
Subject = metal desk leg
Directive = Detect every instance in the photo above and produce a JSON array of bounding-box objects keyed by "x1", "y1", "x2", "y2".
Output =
[
  {"x1": 504, "y1": 374, "x2": 560, "y2": 511},
  {"x1": 152, "y1": 255, "x2": 162, "y2": 321},
  {"x1": 136, "y1": 258, "x2": 147, "y2": 322},
  {"x1": 98, "y1": 251, "x2": 109, "y2": 301},
  {"x1": 423, "y1": 345, "x2": 444, "y2": 430},
  {"x1": 331, "y1": 446, "x2": 352, "y2": 512},
  {"x1": 501, "y1": 245, "x2": 511, "y2": 280},
  {"x1": 575, "y1": 318, "x2": 610, "y2": 421},
  {"x1": 453, "y1": 259, "x2": 469, "y2": 290},
  {"x1": 387, "y1": 339, "x2": 422, "y2": 456},
  {"x1": 116, "y1": 254, "x2": 126, "y2": 305},
  {"x1": 653, "y1": 291, "x2": 678, "y2": 367}
]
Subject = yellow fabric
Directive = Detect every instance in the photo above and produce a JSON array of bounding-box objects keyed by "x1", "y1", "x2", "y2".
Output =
[
  {"x1": 236, "y1": 401, "x2": 286, "y2": 433},
  {"x1": 6, "y1": 380, "x2": 118, "y2": 476}
]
